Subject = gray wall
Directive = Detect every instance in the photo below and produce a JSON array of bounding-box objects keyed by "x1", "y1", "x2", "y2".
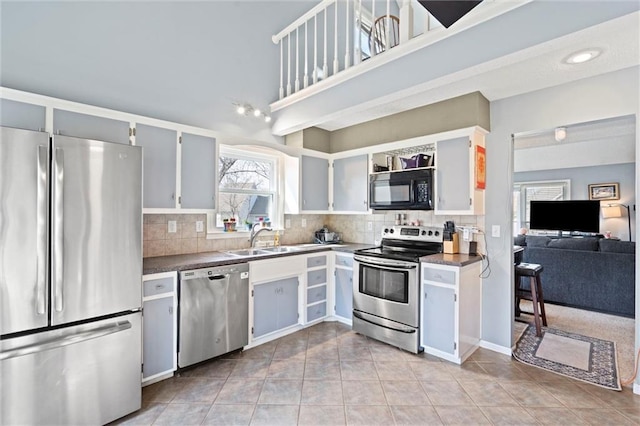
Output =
[
  {"x1": 515, "y1": 163, "x2": 635, "y2": 240},
  {"x1": 485, "y1": 66, "x2": 639, "y2": 353}
]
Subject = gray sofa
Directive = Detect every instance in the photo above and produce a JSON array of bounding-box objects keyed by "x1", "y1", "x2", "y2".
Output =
[{"x1": 514, "y1": 235, "x2": 635, "y2": 318}]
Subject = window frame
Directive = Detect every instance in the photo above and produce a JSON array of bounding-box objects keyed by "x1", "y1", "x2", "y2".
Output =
[{"x1": 513, "y1": 179, "x2": 571, "y2": 235}]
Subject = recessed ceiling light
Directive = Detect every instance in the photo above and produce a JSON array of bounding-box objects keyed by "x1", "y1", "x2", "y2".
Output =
[{"x1": 563, "y1": 49, "x2": 601, "y2": 64}]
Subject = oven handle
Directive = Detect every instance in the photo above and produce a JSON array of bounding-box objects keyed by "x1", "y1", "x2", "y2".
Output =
[
  {"x1": 353, "y1": 311, "x2": 416, "y2": 334},
  {"x1": 354, "y1": 256, "x2": 417, "y2": 271}
]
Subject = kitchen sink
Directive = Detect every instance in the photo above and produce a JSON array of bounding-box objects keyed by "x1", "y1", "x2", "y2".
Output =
[
  {"x1": 224, "y1": 248, "x2": 269, "y2": 257},
  {"x1": 259, "y1": 246, "x2": 302, "y2": 253}
]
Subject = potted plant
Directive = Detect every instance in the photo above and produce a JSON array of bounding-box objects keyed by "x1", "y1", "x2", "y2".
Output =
[{"x1": 223, "y1": 217, "x2": 236, "y2": 232}]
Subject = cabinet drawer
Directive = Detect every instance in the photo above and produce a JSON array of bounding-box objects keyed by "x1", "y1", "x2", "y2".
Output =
[
  {"x1": 307, "y1": 269, "x2": 327, "y2": 286},
  {"x1": 307, "y1": 302, "x2": 326, "y2": 322},
  {"x1": 335, "y1": 254, "x2": 353, "y2": 268},
  {"x1": 307, "y1": 285, "x2": 327, "y2": 304},
  {"x1": 143, "y1": 277, "x2": 175, "y2": 297},
  {"x1": 422, "y1": 268, "x2": 456, "y2": 285},
  {"x1": 307, "y1": 255, "x2": 327, "y2": 268}
]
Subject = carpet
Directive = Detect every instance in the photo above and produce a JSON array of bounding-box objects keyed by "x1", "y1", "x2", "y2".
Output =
[{"x1": 512, "y1": 325, "x2": 621, "y2": 391}]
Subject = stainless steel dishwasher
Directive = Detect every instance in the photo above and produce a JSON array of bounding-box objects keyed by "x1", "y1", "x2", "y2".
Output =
[{"x1": 178, "y1": 263, "x2": 249, "y2": 368}]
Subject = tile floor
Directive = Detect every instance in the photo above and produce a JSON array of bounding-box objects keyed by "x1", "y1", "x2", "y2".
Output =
[{"x1": 116, "y1": 321, "x2": 640, "y2": 425}]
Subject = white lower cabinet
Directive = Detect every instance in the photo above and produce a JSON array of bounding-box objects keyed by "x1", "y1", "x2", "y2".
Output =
[
  {"x1": 305, "y1": 253, "x2": 329, "y2": 324},
  {"x1": 333, "y1": 253, "x2": 354, "y2": 323},
  {"x1": 253, "y1": 277, "x2": 299, "y2": 338},
  {"x1": 142, "y1": 272, "x2": 177, "y2": 385},
  {"x1": 420, "y1": 261, "x2": 481, "y2": 364}
]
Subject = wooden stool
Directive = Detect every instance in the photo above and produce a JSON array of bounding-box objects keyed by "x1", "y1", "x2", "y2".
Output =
[{"x1": 515, "y1": 262, "x2": 547, "y2": 337}]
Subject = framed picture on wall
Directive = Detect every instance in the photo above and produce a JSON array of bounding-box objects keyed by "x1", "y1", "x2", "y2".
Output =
[
  {"x1": 475, "y1": 145, "x2": 486, "y2": 190},
  {"x1": 588, "y1": 182, "x2": 619, "y2": 200}
]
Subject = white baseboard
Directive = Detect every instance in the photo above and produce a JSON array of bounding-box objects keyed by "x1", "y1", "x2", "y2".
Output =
[
  {"x1": 479, "y1": 339, "x2": 512, "y2": 356},
  {"x1": 634, "y1": 383, "x2": 640, "y2": 395}
]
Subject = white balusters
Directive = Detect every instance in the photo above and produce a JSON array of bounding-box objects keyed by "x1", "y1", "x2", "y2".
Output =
[
  {"x1": 323, "y1": 7, "x2": 328, "y2": 79},
  {"x1": 386, "y1": 1, "x2": 391, "y2": 52},
  {"x1": 354, "y1": 0, "x2": 361, "y2": 65},
  {"x1": 287, "y1": 34, "x2": 291, "y2": 96},
  {"x1": 344, "y1": 0, "x2": 350, "y2": 69},
  {"x1": 313, "y1": 14, "x2": 318, "y2": 84},
  {"x1": 304, "y1": 21, "x2": 308, "y2": 88},
  {"x1": 279, "y1": 40, "x2": 284, "y2": 99},
  {"x1": 333, "y1": 2, "x2": 339, "y2": 75},
  {"x1": 295, "y1": 27, "x2": 300, "y2": 92},
  {"x1": 370, "y1": 0, "x2": 376, "y2": 57}
]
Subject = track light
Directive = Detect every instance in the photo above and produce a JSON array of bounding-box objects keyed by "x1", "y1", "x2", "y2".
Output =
[
  {"x1": 233, "y1": 102, "x2": 271, "y2": 125},
  {"x1": 554, "y1": 127, "x2": 567, "y2": 142},
  {"x1": 236, "y1": 105, "x2": 246, "y2": 115},
  {"x1": 253, "y1": 108, "x2": 261, "y2": 117}
]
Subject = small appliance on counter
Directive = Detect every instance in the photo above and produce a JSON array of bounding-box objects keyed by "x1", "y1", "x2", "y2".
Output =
[
  {"x1": 314, "y1": 226, "x2": 341, "y2": 244},
  {"x1": 443, "y1": 221, "x2": 459, "y2": 254}
]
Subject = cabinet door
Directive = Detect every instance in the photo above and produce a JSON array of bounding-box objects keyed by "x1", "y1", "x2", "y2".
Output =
[
  {"x1": 181, "y1": 133, "x2": 216, "y2": 209},
  {"x1": 277, "y1": 277, "x2": 300, "y2": 329},
  {"x1": 143, "y1": 296, "x2": 175, "y2": 380},
  {"x1": 0, "y1": 99, "x2": 45, "y2": 131},
  {"x1": 53, "y1": 109, "x2": 130, "y2": 145},
  {"x1": 423, "y1": 284, "x2": 456, "y2": 355},
  {"x1": 253, "y1": 281, "x2": 279, "y2": 338},
  {"x1": 136, "y1": 124, "x2": 177, "y2": 208},
  {"x1": 332, "y1": 154, "x2": 368, "y2": 212},
  {"x1": 335, "y1": 268, "x2": 353, "y2": 319},
  {"x1": 301, "y1": 155, "x2": 329, "y2": 211},
  {"x1": 435, "y1": 137, "x2": 470, "y2": 212}
]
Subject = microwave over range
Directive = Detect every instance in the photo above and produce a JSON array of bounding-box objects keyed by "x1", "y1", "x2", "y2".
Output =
[{"x1": 369, "y1": 169, "x2": 433, "y2": 210}]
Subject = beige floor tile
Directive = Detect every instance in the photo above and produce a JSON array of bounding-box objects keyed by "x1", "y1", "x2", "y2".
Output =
[
  {"x1": 571, "y1": 407, "x2": 638, "y2": 425},
  {"x1": 479, "y1": 406, "x2": 538, "y2": 425},
  {"x1": 539, "y1": 381, "x2": 608, "y2": 408},
  {"x1": 171, "y1": 377, "x2": 225, "y2": 403},
  {"x1": 306, "y1": 343, "x2": 339, "y2": 360},
  {"x1": 459, "y1": 381, "x2": 519, "y2": 407},
  {"x1": 524, "y1": 407, "x2": 587, "y2": 425},
  {"x1": 576, "y1": 382, "x2": 640, "y2": 408},
  {"x1": 142, "y1": 378, "x2": 185, "y2": 403},
  {"x1": 342, "y1": 381, "x2": 387, "y2": 405},
  {"x1": 301, "y1": 380, "x2": 344, "y2": 405},
  {"x1": 500, "y1": 381, "x2": 564, "y2": 407},
  {"x1": 304, "y1": 360, "x2": 342, "y2": 380},
  {"x1": 380, "y1": 381, "x2": 430, "y2": 406},
  {"x1": 443, "y1": 361, "x2": 491, "y2": 382},
  {"x1": 409, "y1": 362, "x2": 455, "y2": 381},
  {"x1": 114, "y1": 401, "x2": 167, "y2": 425},
  {"x1": 258, "y1": 379, "x2": 303, "y2": 405},
  {"x1": 420, "y1": 381, "x2": 475, "y2": 406},
  {"x1": 298, "y1": 405, "x2": 346, "y2": 425},
  {"x1": 202, "y1": 404, "x2": 255, "y2": 425},
  {"x1": 390, "y1": 405, "x2": 443, "y2": 425},
  {"x1": 374, "y1": 361, "x2": 416, "y2": 381},
  {"x1": 273, "y1": 342, "x2": 308, "y2": 361},
  {"x1": 340, "y1": 361, "x2": 379, "y2": 380},
  {"x1": 479, "y1": 362, "x2": 535, "y2": 382},
  {"x1": 344, "y1": 405, "x2": 394, "y2": 426},
  {"x1": 153, "y1": 402, "x2": 211, "y2": 425},
  {"x1": 618, "y1": 406, "x2": 640, "y2": 423},
  {"x1": 215, "y1": 379, "x2": 264, "y2": 405},
  {"x1": 250, "y1": 404, "x2": 299, "y2": 426},
  {"x1": 268, "y1": 359, "x2": 305, "y2": 379},
  {"x1": 229, "y1": 359, "x2": 271, "y2": 379},
  {"x1": 338, "y1": 344, "x2": 372, "y2": 361},
  {"x1": 180, "y1": 359, "x2": 237, "y2": 378},
  {"x1": 434, "y1": 406, "x2": 491, "y2": 425},
  {"x1": 368, "y1": 344, "x2": 412, "y2": 362}
]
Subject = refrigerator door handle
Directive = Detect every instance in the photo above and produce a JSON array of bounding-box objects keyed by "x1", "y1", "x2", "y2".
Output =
[
  {"x1": 0, "y1": 320, "x2": 132, "y2": 361},
  {"x1": 36, "y1": 145, "x2": 48, "y2": 315},
  {"x1": 53, "y1": 147, "x2": 64, "y2": 312}
]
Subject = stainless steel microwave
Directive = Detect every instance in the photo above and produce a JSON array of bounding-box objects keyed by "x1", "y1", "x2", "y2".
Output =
[{"x1": 369, "y1": 169, "x2": 434, "y2": 210}]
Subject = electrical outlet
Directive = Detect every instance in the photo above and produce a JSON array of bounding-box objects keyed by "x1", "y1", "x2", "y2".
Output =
[
  {"x1": 168, "y1": 220, "x2": 177, "y2": 233},
  {"x1": 367, "y1": 221, "x2": 373, "y2": 231},
  {"x1": 196, "y1": 221, "x2": 204, "y2": 232},
  {"x1": 301, "y1": 218, "x2": 307, "y2": 228},
  {"x1": 463, "y1": 228, "x2": 471, "y2": 241},
  {"x1": 285, "y1": 219, "x2": 291, "y2": 229},
  {"x1": 491, "y1": 225, "x2": 500, "y2": 238}
]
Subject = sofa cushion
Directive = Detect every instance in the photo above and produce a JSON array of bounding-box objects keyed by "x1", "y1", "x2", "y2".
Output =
[
  {"x1": 514, "y1": 235, "x2": 527, "y2": 246},
  {"x1": 599, "y1": 239, "x2": 636, "y2": 254},
  {"x1": 525, "y1": 236, "x2": 551, "y2": 247},
  {"x1": 547, "y1": 237, "x2": 599, "y2": 251}
]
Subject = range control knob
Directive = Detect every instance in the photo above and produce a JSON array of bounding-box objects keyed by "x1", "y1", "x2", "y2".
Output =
[
  {"x1": 421, "y1": 230, "x2": 426, "y2": 236},
  {"x1": 389, "y1": 229, "x2": 395, "y2": 234},
  {"x1": 383, "y1": 228, "x2": 389, "y2": 234},
  {"x1": 434, "y1": 231, "x2": 440, "y2": 236},
  {"x1": 428, "y1": 230, "x2": 433, "y2": 236}
]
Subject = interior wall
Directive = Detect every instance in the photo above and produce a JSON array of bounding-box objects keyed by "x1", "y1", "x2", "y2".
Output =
[
  {"x1": 514, "y1": 163, "x2": 636, "y2": 240},
  {"x1": 485, "y1": 66, "x2": 639, "y2": 354}
]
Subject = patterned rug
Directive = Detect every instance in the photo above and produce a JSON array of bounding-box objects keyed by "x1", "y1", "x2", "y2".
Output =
[{"x1": 512, "y1": 325, "x2": 621, "y2": 391}]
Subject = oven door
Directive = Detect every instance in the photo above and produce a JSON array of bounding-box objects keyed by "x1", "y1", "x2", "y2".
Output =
[{"x1": 353, "y1": 255, "x2": 419, "y2": 327}]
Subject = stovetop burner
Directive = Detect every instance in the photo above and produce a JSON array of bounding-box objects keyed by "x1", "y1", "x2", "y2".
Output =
[{"x1": 355, "y1": 225, "x2": 444, "y2": 263}]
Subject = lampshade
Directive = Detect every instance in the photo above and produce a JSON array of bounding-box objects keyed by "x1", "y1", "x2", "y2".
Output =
[{"x1": 602, "y1": 205, "x2": 623, "y2": 218}]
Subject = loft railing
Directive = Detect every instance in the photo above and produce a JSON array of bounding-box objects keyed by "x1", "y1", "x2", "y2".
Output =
[{"x1": 272, "y1": 0, "x2": 432, "y2": 100}]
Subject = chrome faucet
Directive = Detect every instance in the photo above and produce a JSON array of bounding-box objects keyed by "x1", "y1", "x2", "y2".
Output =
[{"x1": 249, "y1": 223, "x2": 273, "y2": 247}]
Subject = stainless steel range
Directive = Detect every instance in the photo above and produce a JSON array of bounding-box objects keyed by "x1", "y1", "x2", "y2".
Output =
[{"x1": 353, "y1": 225, "x2": 443, "y2": 353}]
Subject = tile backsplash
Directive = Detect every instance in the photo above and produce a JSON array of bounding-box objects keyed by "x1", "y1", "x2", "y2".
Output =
[{"x1": 143, "y1": 212, "x2": 484, "y2": 258}]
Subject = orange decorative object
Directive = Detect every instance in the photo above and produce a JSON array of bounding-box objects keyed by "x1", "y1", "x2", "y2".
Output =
[{"x1": 475, "y1": 145, "x2": 486, "y2": 190}]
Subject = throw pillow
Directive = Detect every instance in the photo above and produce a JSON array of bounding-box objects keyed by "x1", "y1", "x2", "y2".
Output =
[
  {"x1": 525, "y1": 236, "x2": 551, "y2": 247},
  {"x1": 599, "y1": 239, "x2": 636, "y2": 254},
  {"x1": 547, "y1": 237, "x2": 599, "y2": 251}
]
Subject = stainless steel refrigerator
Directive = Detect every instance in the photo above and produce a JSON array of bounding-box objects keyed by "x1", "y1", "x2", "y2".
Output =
[{"x1": 0, "y1": 126, "x2": 143, "y2": 425}]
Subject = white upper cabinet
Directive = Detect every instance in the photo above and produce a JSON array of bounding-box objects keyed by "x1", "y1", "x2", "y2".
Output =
[
  {"x1": 0, "y1": 99, "x2": 45, "y2": 131},
  {"x1": 301, "y1": 154, "x2": 329, "y2": 211},
  {"x1": 180, "y1": 133, "x2": 216, "y2": 210},
  {"x1": 332, "y1": 154, "x2": 368, "y2": 212},
  {"x1": 53, "y1": 109, "x2": 130, "y2": 145},
  {"x1": 136, "y1": 124, "x2": 177, "y2": 209},
  {"x1": 434, "y1": 128, "x2": 486, "y2": 215}
]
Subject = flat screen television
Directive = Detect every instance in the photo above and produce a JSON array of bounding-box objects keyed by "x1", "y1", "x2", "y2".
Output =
[{"x1": 529, "y1": 200, "x2": 600, "y2": 234}]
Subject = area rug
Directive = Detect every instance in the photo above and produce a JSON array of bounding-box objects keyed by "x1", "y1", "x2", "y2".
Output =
[{"x1": 512, "y1": 325, "x2": 621, "y2": 391}]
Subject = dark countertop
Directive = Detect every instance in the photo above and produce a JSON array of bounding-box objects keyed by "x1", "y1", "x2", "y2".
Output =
[
  {"x1": 420, "y1": 253, "x2": 483, "y2": 267},
  {"x1": 143, "y1": 243, "x2": 375, "y2": 275}
]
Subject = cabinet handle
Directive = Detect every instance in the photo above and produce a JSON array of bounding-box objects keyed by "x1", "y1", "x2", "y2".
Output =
[
  {"x1": 155, "y1": 284, "x2": 165, "y2": 290},
  {"x1": 169, "y1": 306, "x2": 173, "y2": 314}
]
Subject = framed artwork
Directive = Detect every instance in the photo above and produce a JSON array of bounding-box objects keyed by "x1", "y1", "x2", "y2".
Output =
[
  {"x1": 588, "y1": 182, "x2": 619, "y2": 200},
  {"x1": 475, "y1": 145, "x2": 486, "y2": 190}
]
